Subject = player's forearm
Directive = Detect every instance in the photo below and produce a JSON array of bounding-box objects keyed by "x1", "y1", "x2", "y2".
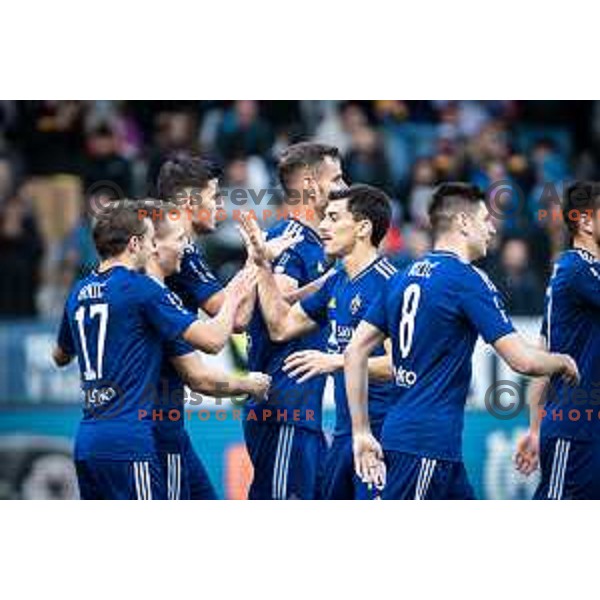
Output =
[
  {"x1": 184, "y1": 298, "x2": 238, "y2": 354},
  {"x1": 528, "y1": 377, "x2": 549, "y2": 436},
  {"x1": 322, "y1": 354, "x2": 392, "y2": 382},
  {"x1": 284, "y1": 272, "x2": 330, "y2": 304},
  {"x1": 367, "y1": 355, "x2": 394, "y2": 381},
  {"x1": 232, "y1": 284, "x2": 256, "y2": 332},
  {"x1": 344, "y1": 344, "x2": 372, "y2": 435},
  {"x1": 187, "y1": 367, "x2": 255, "y2": 397},
  {"x1": 257, "y1": 266, "x2": 293, "y2": 340}
]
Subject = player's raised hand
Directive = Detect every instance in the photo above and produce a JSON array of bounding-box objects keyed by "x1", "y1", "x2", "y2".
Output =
[
  {"x1": 514, "y1": 430, "x2": 540, "y2": 476},
  {"x1": 245, "y1": 372, "x2": 271, "y2": 403},
  {"x1": 239, "y1": 212, "x2": 269, "y2": 266},
  {"x1": 228, "y1": 265, "x2": 258, "y2": 303},
  {"x1": 264, "y1": 230, "x2": 304, "y2": 262},
  {"x1": 353, "y1": 431, "x2": 386, "y2": 490},
  {"x1": 558, "y1": 354, "x2": 580, "y2": 386},
  {"x1": 282, "y1": 350, "x2": 340, "y2": 383}
]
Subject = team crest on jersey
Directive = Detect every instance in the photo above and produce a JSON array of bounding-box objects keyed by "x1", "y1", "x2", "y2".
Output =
[{"x1": 350, "y1": 293, "x2": 362, "y2": 315}]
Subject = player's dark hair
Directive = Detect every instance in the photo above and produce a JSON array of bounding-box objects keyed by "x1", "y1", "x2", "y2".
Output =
[
  {"x1": 157, "y1": 153, "x2": 219, "y2": 201},
  {"x1": 278, "y1": 142, "x2": 340, "y2": 196},
  {"x1": 562, "y1": 181, "x2": 600, "y2": 237},
  {"x1": 428, "y1": 183, "x2": 485, "y2": 239},
  {"x1": 329, "y1": 184, "x2": 391, "y2": 246},
  {"x1": 93, "y1": 203, "x2": 149, "y2": 260}
]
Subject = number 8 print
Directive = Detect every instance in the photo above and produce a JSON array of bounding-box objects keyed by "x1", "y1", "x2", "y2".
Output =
[{"x1": 399, "y1": 283, "x2": 421, "y2": 359}]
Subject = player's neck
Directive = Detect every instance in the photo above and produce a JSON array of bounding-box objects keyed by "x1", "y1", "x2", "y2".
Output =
[
  {"x1": 434, "y1": 236, "x2": 471, "y2": 262},
  {"x1": 97, "y1": 255, "x2": 136, "y2": 273},
  {"x1": 285, "y1": 202, "x2": 322, "y2": 234},
  {"x1": 145, "y1": 261, "x2": 165, "y2": 283},
  {"x1": 343, "y1": 245, "x2": 378, "y2": 279},
  {"x1": 572, "y1": 236, "x2": 600, "y2": 259}
]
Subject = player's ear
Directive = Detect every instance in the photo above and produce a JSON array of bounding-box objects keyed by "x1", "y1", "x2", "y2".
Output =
[
  {"x1": 358, "y1": 219, "x2": 372, "y2": 241},
  {"x1": 457, "y1": 211, "x2": 470, "y2": 235}
]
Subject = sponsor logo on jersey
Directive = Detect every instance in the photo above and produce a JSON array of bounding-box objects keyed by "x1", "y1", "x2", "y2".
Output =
[{"x1": 394, "y1": 364, "x2": 418, "y2": 388}]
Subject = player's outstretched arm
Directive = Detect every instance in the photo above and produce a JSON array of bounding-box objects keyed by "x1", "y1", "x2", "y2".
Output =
[
  {"x1": 493, "y1": 333, "x2": 579, "y2": 384},
  {"x1": 283, "y1": 338, "x2": 393, "y2": 384},
  {"x1": 183, "y1": 268, "x2": 257, "y2": 354},
  {"x1": 345, "y1": 320, "x2": 387, "y2": 487},
  {"x1": 514, "y1": 336, "x2": 550, "y2": 476},
  {"x1": 171, "y1": 353, "x2": 271, "y2": 401}
]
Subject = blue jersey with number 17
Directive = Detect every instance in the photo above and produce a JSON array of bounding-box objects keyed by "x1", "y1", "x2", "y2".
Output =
[
  {"x1": 364, "y1": 250, "x2": 514, "y2": 461},
  {"x1": 57, "y1": 266, "x2": 197, "y2": 461}
]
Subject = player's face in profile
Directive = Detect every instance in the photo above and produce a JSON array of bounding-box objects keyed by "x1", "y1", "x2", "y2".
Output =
[
  {"x1": 156, "y1": 220, "x2": 187, "y2": 275},
  {"x1": 590, "y1": 207, "x2": 600, "y2": 246},
  {"x1": 134, "y1": 218, "x2": 156, "y2": 270},
  {"x1": 190, "y1": 179, "x2": 220, "y2": 235},
  {"x1": 314, "y1": 157, "x2": 347, "y2": 213},
  {"x1": 466, "y1": 201, "x2": 496, "y2": 260},
  {"x1": 319, "y1": 199, "x2": 356, "y2": 258}
]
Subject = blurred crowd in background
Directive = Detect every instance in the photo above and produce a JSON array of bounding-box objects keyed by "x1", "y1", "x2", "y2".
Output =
[{"x1": 1, "y1": 100, "x2": 600, "y2": 321}]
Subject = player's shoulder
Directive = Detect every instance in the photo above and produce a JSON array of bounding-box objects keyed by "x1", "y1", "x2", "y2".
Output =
[
  {"x1": 370, "y1": 256, "x2": 398, "y2": 282},
  {"x1": 561, "y1": 248, "x2": 600, "y2": 283}
]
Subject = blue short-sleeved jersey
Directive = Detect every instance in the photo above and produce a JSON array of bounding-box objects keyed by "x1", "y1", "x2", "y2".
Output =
[
  {"x1": 540, "y1": 248, "x2": 600, "y2": 441},
  {"x1": 58, "y1": 266, "x2": 197, "y2": 460},
  {"x1": 301, "y1": 256, "x2": 398, "y2": 437},
  {"x1": 166, "y1": 240, "x2": 223, "y2": 312},
  {"x1": 246, "y1": 219, "x2": 328, "y2": 430},
  {"x1": 364, "y1": 250, "x2": 515, "y2": 461}
]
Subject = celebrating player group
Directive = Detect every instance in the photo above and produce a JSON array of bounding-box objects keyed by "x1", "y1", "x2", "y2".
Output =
[{"x1": 54, "y1": 141, "x2": 600, "y2": 500}]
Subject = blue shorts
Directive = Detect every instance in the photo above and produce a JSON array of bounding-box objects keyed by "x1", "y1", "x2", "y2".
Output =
[
  {"x1": 75, "y1": 457, "x2": 166, "y2": 500},
  {"x1": 243, "y1": 421, "x2": 325, "y2": 499},
  {"x1": 534, "y1": 437, "x2": 600, "y2": 500},
  {"x1": 382, "y1": 451, "x2": 475, "y2": 500},
  {"x1": 321, "y1": 435, "x2": 377, "y2": 500},
  {"x1": 180, "y1": 431, "x2": 217, "y2": 500},
  {"x1": 158, "y1": 429, "x2": 217, "y2": 500}
]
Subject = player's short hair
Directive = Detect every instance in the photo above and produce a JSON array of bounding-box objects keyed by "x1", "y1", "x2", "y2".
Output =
[
  {"x1": 93, "y1": 203, "x2": 149, "y2": 260},
  {"x1": 133, "y1": 199, "x2": 182, "y2": 239},
  {"x1": 562, "y1": 181, "x2": 600, "y2": 236},
  {"x1": 428, "y1": 183, "x2": 485, "y2": 238},
  {"x1": 278, "y1": 142, "x2": 340, "y2": 196},
  {"x1": 329, "y1": 184, "x2": 391, "y2": 246},
  {"x1": 157, "y1": 153, "x2": 219, "y2": 201}
]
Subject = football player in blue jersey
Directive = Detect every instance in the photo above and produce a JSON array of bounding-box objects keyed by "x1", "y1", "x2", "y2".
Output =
[
  {"x1": 344, "y1": 183, "x2": 579, "y2": 500},
  {"x1": 152, "y1": 155, "x2": 301, "y2": 499},
  {"x1": 143, "y1": 206, "x2": 271, "y2": 499},
  {"x1": 240, "y1": 184, "x2": 396, "y2": 499},
  {"x1": 243, "y1": 142, "x2": 347, "y2": 499},
  {"x1": 515, "y1": 182, "x2": 600, "y2": 499},
  {"x1": 53, "y1": 204, "x2": 256, "y2": 499}
]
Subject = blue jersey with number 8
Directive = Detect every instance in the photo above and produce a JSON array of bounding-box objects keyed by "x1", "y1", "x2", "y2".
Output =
[{"x1": 364, "y1": 250, "x2": 514, "y2": 461}]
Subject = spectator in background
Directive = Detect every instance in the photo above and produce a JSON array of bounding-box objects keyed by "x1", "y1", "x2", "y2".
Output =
[
  {"x1": 12, "y1": 101, "x2": 85, "y2": 316},
  {"x1": 147, "y1": 110, "x2": 200, "y2": 191},
  {"x1": 84, "y1": 124, "x2": 133, "y2": 198},
  {"x1": 407, "y1": 158, "x2": 436, "y2": 227},
  {"x1": 0, "y1": 194, "x2": 43, "y2": 318},
  {"x1": 495, "y1": 237, "x2": 545, "y2": 315},
  {"x1": 216, "y1": 101, "x2": 273, "y2": 162},
  {"x1": 345, "y1": 125, "x2": 393, "y2": 194},
  {"x1": 211, "y1": 154, "x2": 271, "y2": 279},
  {"x1": 392, "y1": 225, "x2": 431, "y2": 270}
]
